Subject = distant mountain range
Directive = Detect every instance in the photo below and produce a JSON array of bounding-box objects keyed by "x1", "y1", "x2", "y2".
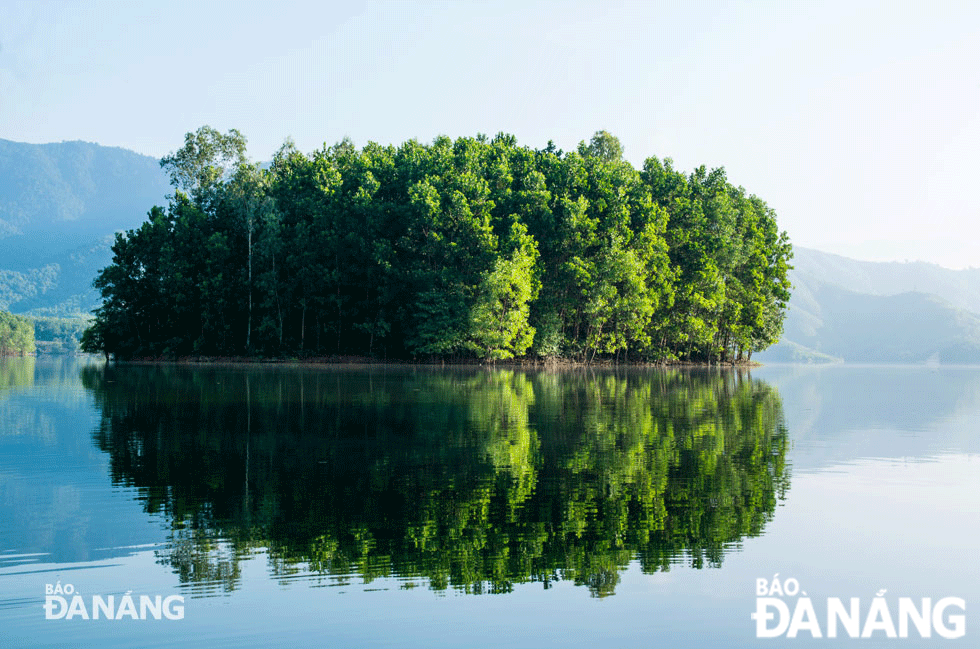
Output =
[
  {"x1": 756, "y1": 247, "x2": 980, "y2": 364},
  {"x1": 0, "y1": 139, "x2": 170, "y2": 316},
  {"x1": 1, "y1": 138, "x2": 978, "y2": 363}
]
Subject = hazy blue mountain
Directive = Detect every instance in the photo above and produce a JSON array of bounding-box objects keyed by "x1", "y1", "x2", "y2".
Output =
[
  {"x1": 0, "y1": 235, "x2": 117, "y2": 315},
  {"x1": 0, "y1": 139, "x2": 169, "y2": 316},
  {"x1": 757, "y1": 247, "x2": 980, "y2": 364},
  {"x1": 790, "y1": 246, "x2": 980, "y2": 314}
]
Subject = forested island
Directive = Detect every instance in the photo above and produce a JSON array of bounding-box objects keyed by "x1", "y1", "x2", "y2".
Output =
[
  {"x1": 0, "y1": 310, "x2": 35, "y2": 355},
  {"x1": 81, "y1": 127, "x2": 792, "y2": 363}
]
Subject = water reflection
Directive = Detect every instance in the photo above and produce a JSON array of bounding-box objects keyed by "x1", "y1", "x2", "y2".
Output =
[
  {"x1": 80, "y1": 365, "x2": 790, "y2": 597},
  {"x1": 0, "y1": 356, "x2": 35, "y2": 392}
]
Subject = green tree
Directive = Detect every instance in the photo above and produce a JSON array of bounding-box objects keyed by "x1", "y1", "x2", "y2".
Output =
[
  {"x1": 84, "y1": 128, "x2": 791, "y2": 362},
  {"x1": 160, "y1": 126, "x2": 248, "y2": 212},
  {"x1": 224, "y1": 162, "x2": 277, "y2": 351},
  {"x1": 0, "y1": 310, "x2": 35, "y2": 355},
  {"x1": 579, "y1": 130, "x2": 624, "y2": 163},
  {"x1": 467, "y1": 222, "x2": 540, "y2": 360}
]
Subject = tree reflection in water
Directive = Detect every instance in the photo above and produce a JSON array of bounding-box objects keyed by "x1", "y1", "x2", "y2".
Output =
[{"x1": 82, "y1": 365, "x2": 790, "y2": 598}]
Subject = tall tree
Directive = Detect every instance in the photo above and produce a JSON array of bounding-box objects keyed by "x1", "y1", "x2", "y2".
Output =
[
  {"x1": 225, "y1": 163, "x2": 276, "y2": 351},
  {"x1": 160, "y1": 126, "x2": 248, "y2": 212}
]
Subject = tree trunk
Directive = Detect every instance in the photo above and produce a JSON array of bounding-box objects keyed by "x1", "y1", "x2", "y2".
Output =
[{"x1": 246, "y1": 224, "x2": 252, "y2": 351}]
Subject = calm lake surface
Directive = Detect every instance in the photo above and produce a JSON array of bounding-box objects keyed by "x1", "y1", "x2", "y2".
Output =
[{"x1": 1, "y1": 358, "x2": 977, "y2": 648}]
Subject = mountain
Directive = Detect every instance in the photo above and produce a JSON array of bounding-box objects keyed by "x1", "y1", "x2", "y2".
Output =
[
  {"x1": 0, "y1": 139, "x2": 170, "y2": 315},
  {"x1": 790, "y1": 247, "x2": 980, "y2": 314},
  {"x1": 756, "y1": 247, "x2": 980, "y2": 364}
]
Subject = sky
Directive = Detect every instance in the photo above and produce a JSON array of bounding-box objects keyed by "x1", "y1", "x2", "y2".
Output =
[{"x1": 1, "y1": 0, "x2": 979, "y2": 268}]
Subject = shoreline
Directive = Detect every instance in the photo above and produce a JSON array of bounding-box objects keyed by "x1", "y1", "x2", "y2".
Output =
[{"x1": 109, "y1": 354, "x2": 763, "y2": 369}]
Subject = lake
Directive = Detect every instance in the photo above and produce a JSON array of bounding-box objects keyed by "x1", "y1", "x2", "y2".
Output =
[{"x1": 1, "y1": 358, "x2": 977, "y2": 647}]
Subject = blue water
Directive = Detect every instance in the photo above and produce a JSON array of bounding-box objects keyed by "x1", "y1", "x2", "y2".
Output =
[{"x1": 1, "y1": 358, "x2": 977, "y2": 648}]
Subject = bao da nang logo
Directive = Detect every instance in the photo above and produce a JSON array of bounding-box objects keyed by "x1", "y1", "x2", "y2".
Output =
[
  {"x1": 43, "y1": 582, "x2": 184, "y2": 620},
  {"x1": 752, "y1": 575, "x2": 965, "y2": 639}
]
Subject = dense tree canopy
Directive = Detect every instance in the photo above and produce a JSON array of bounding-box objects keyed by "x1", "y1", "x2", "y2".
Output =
[
  {"x1": 0, "y1": 310, "x2": 34, "y2": 355},
  {"x1": 83, "y1": 127, "x2": 792, "y2": 362}
]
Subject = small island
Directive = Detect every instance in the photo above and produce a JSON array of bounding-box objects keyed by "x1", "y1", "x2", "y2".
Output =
[{"x1": 82, "y1": 128, "x2": 792, "y2": 364}]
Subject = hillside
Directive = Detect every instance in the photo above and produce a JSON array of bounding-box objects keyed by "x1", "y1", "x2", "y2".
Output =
[
  {"x1": 756, "y1": 248, "x2": 980, "y2": 364},
  {"x1": 0, "y1": 139, "x2": 169, "y2": 316},
  {"x1": 791, "y1": 247, "x2": 980, "y2": 314},
  {"x1": 0, "y1": 235, "x2": 116, "y2": 316}
]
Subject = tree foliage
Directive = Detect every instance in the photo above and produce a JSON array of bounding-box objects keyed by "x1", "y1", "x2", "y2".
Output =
[
  {"x1": 0, "y1": 310, "x2": 35, "y2": 355},
  {"x1": 31, "y1": 316, "x2": 89, "y2": 353},
  {"x1": 84, "y1": 127, "x2": 792, "y2": 362}
]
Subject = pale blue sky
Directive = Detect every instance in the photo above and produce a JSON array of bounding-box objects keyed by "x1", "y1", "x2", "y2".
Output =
[{"x1": 2, "y1": 0, "x2": 978, "y2": 267}]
